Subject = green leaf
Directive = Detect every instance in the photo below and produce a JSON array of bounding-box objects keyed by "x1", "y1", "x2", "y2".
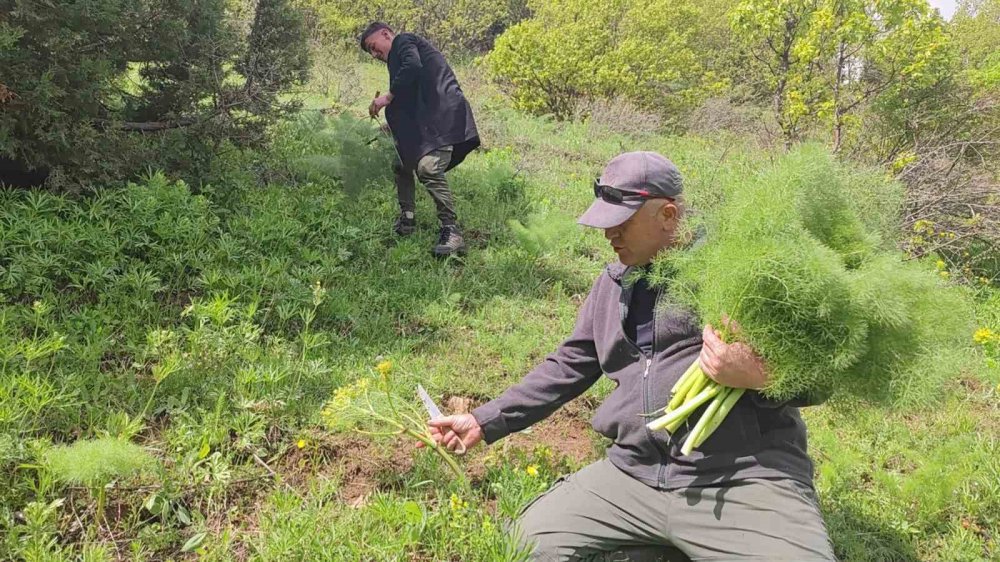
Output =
[
  {"x1": 402, "y1": 500, "x2": 423, "y2": 525},
  {"x1": 198, "y1": 440, "x2": 210, "y2": 459},
  {"x1": 176, "y1": 504, "x2": 191, "y2": 526},
  {"x1": 181, "y1": 531, "x2": 207, "y2": 553}
]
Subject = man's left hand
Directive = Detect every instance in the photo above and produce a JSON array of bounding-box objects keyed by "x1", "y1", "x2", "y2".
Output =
[
  {"x1": 369, "y1": 93, "x2": 392, "y2": 118},
  {"x1": 699, "y1": 321, "x2": 768, "y2": 390}
]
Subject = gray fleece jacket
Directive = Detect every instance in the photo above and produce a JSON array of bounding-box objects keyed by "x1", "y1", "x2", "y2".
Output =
[{"x1": 472, "y1": 262, "x2": 817, "y2": 489}]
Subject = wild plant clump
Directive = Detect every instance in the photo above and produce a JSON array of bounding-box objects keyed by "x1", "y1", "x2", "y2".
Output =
[
  {"x1": 647, "y1": 145, "x2": 976, "y2": 452},
  {"x1": 285, "y1": 112, "x2": 395, "y2": 193},
  {"x1": 44, "y1": 437, "x2": 152, "y2": 486},
  {"x1": 322, "y1": 361, "x2": 466, "y2": 483},
  {"x1": 508, "y1": 211, "x2": 578, "y2": 258}
]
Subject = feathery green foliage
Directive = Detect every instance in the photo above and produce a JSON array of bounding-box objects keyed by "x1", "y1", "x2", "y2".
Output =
[
  {"x1": 784, "y1": 145, "x2": 880, "y2": 268},
  {"x1": 507, "y1": 211, "x2": 578, "y2": 257},
  {"x1": 653, "y1": 145, "x2": 976, "y2": 404},
  {"x1": 844, "y1": 255, "x2": 975, "y2": 406},
  {"x1": 45, "y1": 438, "x2": 152, "y2": 486},
  {"x1": 285, "y1": 112, "x2": 395, "y2": 193},
  {"x1": 665, "y1": 231, "x2": 868, "y2": 401}
]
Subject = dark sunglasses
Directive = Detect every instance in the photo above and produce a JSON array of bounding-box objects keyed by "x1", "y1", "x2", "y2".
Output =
[{"x1": 594, "y1": 179, "x2": 670, "y2": 204}]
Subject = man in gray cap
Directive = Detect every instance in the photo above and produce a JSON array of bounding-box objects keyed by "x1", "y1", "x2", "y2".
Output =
[{"x1": 423, "y1": 152, "x2": 835, "y2": 561}]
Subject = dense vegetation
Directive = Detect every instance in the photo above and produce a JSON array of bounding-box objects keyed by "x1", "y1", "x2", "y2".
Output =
[
  {"x1": 1, "y1": 0, "x2": 998, "y2": 560},
  {"x1": 0, "y1": 0, "x2": 309, "y2": 187}
]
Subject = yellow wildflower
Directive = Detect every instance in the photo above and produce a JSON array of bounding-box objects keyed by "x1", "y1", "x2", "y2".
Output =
[
  {"x1": 526, "y1": 464, "x2": 539, "y2": 478},
  {"x1": 449, "y1": 493, "x2": 467, "y2": 511},
  {"x1": 332, "y1": 386, "x2": 353, "y2": 405},
  {"x1": 329, "y1": 378, "x2": 372, "y2": 410},
  {"x1": 297, "y1": 439, "x2": 307, "y2": 449},
  {"x1": 973, "y1": 328, "x2": 995, "y2": 345},
  {"x1": 376, "y1": 360, "x2": 393, "y2": 377},
  {"x1": 936, "y1": 260, "x2": 946, "y2": 270}
]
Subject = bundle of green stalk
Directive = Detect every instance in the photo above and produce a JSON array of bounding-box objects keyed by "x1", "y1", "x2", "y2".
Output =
[{"x1": 646, "y1": 145, "x2": 974, "y2": 455}]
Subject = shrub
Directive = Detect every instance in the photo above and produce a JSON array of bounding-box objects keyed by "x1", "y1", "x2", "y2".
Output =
[
  {"x1": 297, "y1": 0, "x2": 529, "y2": 54},
  {"x1": 485, "y1": 0, "x2": 717, "y2": 119}
]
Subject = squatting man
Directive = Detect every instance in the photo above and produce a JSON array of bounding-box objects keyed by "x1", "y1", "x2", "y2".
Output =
[{"x1": 421, "y1": 151, "x2": 836, "y2": 561}]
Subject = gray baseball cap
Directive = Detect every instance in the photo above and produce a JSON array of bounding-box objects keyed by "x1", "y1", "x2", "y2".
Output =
[{"x1": 577, "y1": 151, "x2": 683, "y2": 229}]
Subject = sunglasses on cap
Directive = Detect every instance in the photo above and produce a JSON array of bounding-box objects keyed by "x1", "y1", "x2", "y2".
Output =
[{"x1": 593, "y1": 179, "x2": 672, "y2": 204}]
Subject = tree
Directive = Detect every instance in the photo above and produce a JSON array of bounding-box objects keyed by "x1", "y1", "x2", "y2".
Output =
[
  {"x1": 731, "y1": 0, "x2": 950, "y2": 150},
  {"x1": 0, "y1": 0, "x2": 309, "y2": 187},
  {"x1": 952, "y1": 0, "x2": 1000, "y2": 89}
]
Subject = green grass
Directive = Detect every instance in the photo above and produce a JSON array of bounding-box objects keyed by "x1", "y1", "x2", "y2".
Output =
[{"x1": 1, "y1": 60, "x2": 998, "y2": 560}]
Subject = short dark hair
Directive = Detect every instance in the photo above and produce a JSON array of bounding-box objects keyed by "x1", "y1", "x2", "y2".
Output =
[{"x1": 359, "y1": 22, "x2": 393, "y2": 52}]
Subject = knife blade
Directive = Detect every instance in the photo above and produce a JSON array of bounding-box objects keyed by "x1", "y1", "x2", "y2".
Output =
[{"x1": 417, "y1": 384, "x2": 443, "y2": 420}]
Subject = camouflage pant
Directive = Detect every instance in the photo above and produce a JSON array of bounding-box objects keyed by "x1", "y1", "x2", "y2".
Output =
[{"x1": 393, "y1": 146, "x2": 457, "y2": 226}]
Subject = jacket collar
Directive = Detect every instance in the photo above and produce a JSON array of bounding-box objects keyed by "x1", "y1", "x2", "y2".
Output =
[{"x1": 607, "y1": 262, "x2": 629, "y2": 284}]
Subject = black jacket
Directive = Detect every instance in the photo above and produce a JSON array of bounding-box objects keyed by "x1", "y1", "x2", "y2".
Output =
[
  {"x1": 472, "y1": 263, "x2": 819, "y2": 490},
  {"x1": 385, "y1": 33, "x2": 480, "y2": 170}
]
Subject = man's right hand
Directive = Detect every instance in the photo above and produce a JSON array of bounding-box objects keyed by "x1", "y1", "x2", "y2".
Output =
[
  {"x1": 368, "y1": 93, "x2": 392, "y2": 118},
  {"x1": 419, "y1": 414, "x2": 484, "y2": 453}
]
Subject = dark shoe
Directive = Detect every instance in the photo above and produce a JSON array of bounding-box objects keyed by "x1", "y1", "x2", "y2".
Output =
[
  {"x1": 432, "y1": 225, "x2": 466, "y2": 257},
  {"x1": 394, "y1": 213, "x2": 416, "y2": 236}
]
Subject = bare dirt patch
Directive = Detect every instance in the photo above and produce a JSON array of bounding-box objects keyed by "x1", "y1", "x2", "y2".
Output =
[
  {"x1": 504, "y1": 402, "x2": 597, "y2": 466},
  {"x1": 279, "y1": 433, "x2": 414, "y2": 506},
  {"x1": 274, "y1": 398, "x2": 598, "y2": 509},
  {"x1": 447, "y1": 394, "x2": 599, "y2": 479}
]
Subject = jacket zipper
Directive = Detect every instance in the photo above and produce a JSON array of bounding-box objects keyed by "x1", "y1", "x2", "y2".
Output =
[
  {"x1": 646, "y1": 290, "x2": 670, "y2": 488},
  {"x1": 621, "y1": 274, "x2": 672, "y2": 488}
]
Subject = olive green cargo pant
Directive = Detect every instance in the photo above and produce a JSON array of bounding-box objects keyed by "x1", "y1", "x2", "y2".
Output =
[
  {"x1": 515, "y1": 459, "x2": 836, "y2": 561},
  {"x1": 393, "y1": 146, "x2": 457, "y2": 226}
]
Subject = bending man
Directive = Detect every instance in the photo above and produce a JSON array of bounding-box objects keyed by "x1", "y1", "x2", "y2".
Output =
[{"x1": 361, "y1": 22, "x2": 480, "y2": 258}]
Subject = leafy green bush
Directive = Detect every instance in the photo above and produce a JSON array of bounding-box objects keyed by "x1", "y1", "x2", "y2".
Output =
[
  {"x1": 297, "y1": 0, "x2": 529, "y2": 54},
  {"x1": 0, "y1": 172, "x2": 219, "y2": 298},
  {"x1": 485, "y1": 0, "x2": 719, "y2": 119}
]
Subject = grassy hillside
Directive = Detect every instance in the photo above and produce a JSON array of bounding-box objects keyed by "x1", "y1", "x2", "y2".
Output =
[{"x1": 2, "y1": 60, "x2": 997, "y2": 561}]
